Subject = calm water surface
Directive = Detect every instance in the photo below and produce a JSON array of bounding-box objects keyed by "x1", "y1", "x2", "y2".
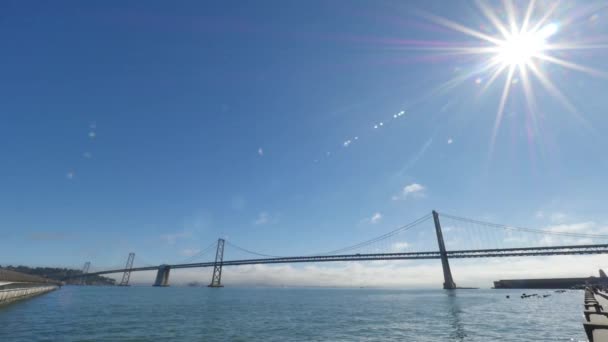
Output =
[{"x1": 0, "y1": 287, "x2": 588, "y2": 341}]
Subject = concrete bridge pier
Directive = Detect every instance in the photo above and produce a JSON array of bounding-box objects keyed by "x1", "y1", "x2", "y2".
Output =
[{"x1": 153, "y1": 265, "x2": 170, "y2": 287}]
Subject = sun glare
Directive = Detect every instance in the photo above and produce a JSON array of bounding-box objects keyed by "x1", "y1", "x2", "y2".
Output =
[{"x1": 495, "y1": 23, "x2": 558, "y2": 67}]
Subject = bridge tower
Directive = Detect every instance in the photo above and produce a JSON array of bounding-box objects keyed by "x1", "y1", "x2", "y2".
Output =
[
  {"x1": 80, "y1": 261, "x2": 90, "y2": 286},
  {"x1": 208, "y1": 238, "x2": 225, "y2": 288},
  {"x1": 432, "y1": 210, "x2": 456, "y2": 289},
  {"x1": 118, "y1": 252, "x2": 135, "y2": 286},
  {"x1": 153, "y1": 265, "x2": 171, "y2": 287}
]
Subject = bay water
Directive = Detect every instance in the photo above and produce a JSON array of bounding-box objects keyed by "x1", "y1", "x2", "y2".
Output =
[{"x1": 0, "y1": 286, "x2": 588, "y2": 341}]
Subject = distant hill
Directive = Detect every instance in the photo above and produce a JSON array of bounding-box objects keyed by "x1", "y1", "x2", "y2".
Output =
[{"x1": 0, "y1": 265, "x2": 116, "y2": 285}]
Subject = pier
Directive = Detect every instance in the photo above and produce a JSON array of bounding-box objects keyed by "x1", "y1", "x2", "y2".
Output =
[
  {"x1": 583, "y1": 287, "x2": 608, "y2": 341},
  {"x1": 0, "y1": 268, "x2": 60, "y2": 305}
]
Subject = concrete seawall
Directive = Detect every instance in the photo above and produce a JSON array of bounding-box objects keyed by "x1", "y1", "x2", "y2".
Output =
[
  {"x1": 582, "y1": 287, "x2": 608, "y2": 341},
  {"x1": 0, "y1": 284, "x2": 58, "y2": 305}
]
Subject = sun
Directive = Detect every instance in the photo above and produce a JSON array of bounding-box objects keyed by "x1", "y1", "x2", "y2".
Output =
[
  {"x1": 495, "y1": 23, "x2": 558, "y2": 67},
  {"x1": 417, "y1": 1, "x2": 606, "y2": 154}
]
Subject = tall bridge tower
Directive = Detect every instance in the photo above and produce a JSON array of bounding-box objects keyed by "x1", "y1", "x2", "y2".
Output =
[
  {"x1": 433, "y1": 210, "x2": 456, "y2": 289},
  {"x1": 80, "y1": 261, "x2": 90, "y2": 286},
  {"x1": 118, "y1": 253, "x2": 135, "y2": 286},
  {"x1": 208, "y1": 238, "x2": 225, "y2": 288}
]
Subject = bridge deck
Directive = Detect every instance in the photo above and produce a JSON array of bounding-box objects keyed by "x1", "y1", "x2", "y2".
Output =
[{"x1": 77, "y1": 244, "x2": 608, "y2": 278}]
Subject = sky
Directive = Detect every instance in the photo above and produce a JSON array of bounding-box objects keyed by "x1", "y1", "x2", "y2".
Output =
[{"x1": 2, "y1": 0, "x2": 608, "y2": 287}]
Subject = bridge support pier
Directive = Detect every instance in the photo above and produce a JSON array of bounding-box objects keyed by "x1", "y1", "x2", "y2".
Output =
[
  {"x1": 153, "y1": 265, "x2": 171, "y2": 287},
  {"x1": 433, "y1": 210, "x2": 456, "y2": 289},
  {"x1": 208, "y1": 238, "x2": 225, "y2": 288}
]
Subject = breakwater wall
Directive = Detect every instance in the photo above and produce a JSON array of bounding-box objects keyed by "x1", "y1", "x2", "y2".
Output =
[
  {"x1": 582, "y1": 287, "x2": 608, "y2": 341},
  {"x1": 0, "y1": 284, "x2": 58, "y2": 305}
]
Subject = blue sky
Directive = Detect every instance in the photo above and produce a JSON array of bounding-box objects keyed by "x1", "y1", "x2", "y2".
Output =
[{"x1": 2, "y1": 1, "x2": 608, "y2": 285}]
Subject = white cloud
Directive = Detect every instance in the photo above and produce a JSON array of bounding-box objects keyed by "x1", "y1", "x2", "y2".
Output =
[
  {"x1": 404, "y1": 183, "x2": 424, "y2": 194},
  {"x1": 180, "y1": 248, "x2": 201, "y2": 257},
  {"x1": 66, "y1": 171, "x2": 74, "y2": 180},
  {"x1": 182, "y1": 212, "x2": 212, "y2": 233},
  {"x1": 546, "y1": 221, "x2": 595, "y2": 234},
  {"x1": 547, "y1": 221, "x2": 596, "y2": 233},
  {"x1": 392, "y1": 183, "x2": 426, "y2": 200},
  {"x1": 258, "y1": 148, "x2": 264, "y2": 156},
  {"x1": 254, "y1": 212, "x2": 270, "y2": 225},
  {"x1": 447, "y1": 138, "x2": 453, "y2": 144},
  {"x1": 254, "y1": 212, "x2": 278, "y2": 225},
  {"x1": 533, "y1": 211, "x2": 603, "y2": 245},
  {"x1": 537, "y1": 221, "x2": 608, "y2": 246},
  {"x1": 160, "y1": 231, "x2": 192, "y2": 245},
  {"x1": 535, "y1": 211, "x2": 567, "y2": 223},
  {"x1": 370, "y1": 212, "x2": 383, "y2": 224},
  {"x1": 343, "y1": 140, "x2": 352, "y2": 147},
  {"x1": 391, "y1": 241, "x2": 410, "y2": 251},
  {"x1": 550, "y1": 212, "x2": 567, "y2": 223}
]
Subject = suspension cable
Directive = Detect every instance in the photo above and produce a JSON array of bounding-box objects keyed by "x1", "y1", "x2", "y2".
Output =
[
  {"x1": 132, "y1": 254, "x2": 166, "y2": 268},
  {"x1": 224, "y1": 241, "x2": 284, "y2": 258},
  {"x1": 439, "y1": 212, "x2": 608, "y2": 239},
  {"x1": 223, "y1": 213, "x2": 433, "y2": 259},
  {"x1": 319, "y1": 213, "x2": 433, "y2": 255},
  {"x1": 178, "y1": 241, "x2": 219, "y2": 264}
]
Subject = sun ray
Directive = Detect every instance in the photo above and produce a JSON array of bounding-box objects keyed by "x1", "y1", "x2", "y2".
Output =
[
  {"x1": 490, "y1": 65, "x2": 516, "y2": 154},
  {"x1": 395, "y1": 58, "x2": 506, "y2": 114},
  {"x1": 432, "y1": 58, "x2": 502, "y2": 96},
  {"x1": 475, "y1": 0, "x2": 510, "y2": 39},
  {"x1": 520, "y1": 0, "x2": 536, "y2": 34},
  {"x1": 526, "y1": 62, "x2": 593, "y2": 130},
  {"x1": 481, "y1": 62, "x2": 509, "y2": 93},
  {"x1": 544, "y1": 43, "x2": 608, "y2": 51},
  {"x1": 526, "y1": 63, "x2": 572, "y2": 112},
  {"x1": 502, "y1": 0, "x2": 519, "y2": 34},
  {"x1": 529, "y1": 1, "x2": 559, "y2": 33},
  {"x1": 422, "y1": 12, "x2": 504, "y2": 45},
  {"x1": 533, "y1": 53, "x2": 608, "y2": 78},
  {"x1": 518, "y1": 62, "x2": 543, "y2": 146},
  {"x1": 519, "y1": 62, "x2": 537, "y2": 118},
  {"x1": 383, "y1": 45, "x2": 499, "y2": 56}
]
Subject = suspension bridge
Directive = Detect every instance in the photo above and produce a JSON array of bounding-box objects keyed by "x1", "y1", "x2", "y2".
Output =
[{"x1": 69, "y1": 211, "x2": 608, "y2": 289}]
